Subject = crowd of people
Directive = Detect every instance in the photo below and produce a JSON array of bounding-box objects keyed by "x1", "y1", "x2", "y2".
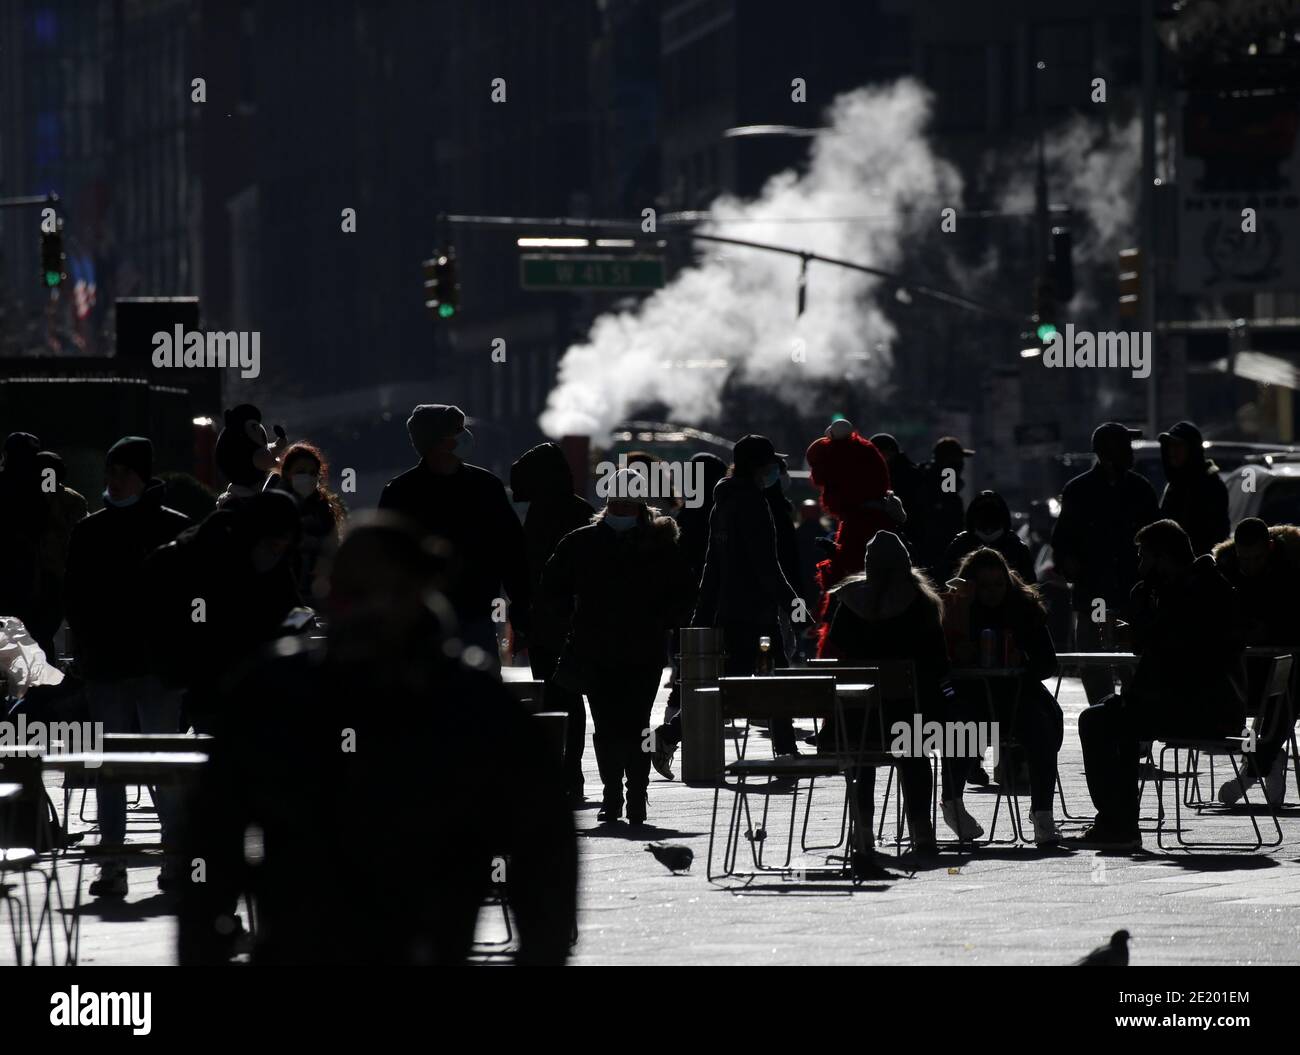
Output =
[{"x1": 1, "y1": 396, "x2": 1294, "y2": 957}]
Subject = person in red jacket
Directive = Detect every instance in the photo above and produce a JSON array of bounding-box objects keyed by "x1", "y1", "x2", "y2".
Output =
[{"x1": 805, "y1": 417, "x2": 906, "y2": 654}]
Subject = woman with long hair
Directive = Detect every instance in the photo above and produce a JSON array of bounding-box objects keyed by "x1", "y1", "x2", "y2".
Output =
[
  {"x1": 826, "y1": 531, "x2": 977, "y2": 867},
  {"x1": 943, "y1": 546, "x2": 1063, "y2": 845},
  {"x1": 268, "y1": 441, "x2": 346, "y2": 601}
]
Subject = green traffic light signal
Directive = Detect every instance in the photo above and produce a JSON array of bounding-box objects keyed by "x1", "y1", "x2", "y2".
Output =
[
  {"x1": 44, "y1": 270, "x2": 61, "y2": 288},
  {"x1": 1036, "y1": 321, "x2": 1058, "y2": 342},
  {"x1": 438, "y1": 303, "x2": 455, "y2": 319}
]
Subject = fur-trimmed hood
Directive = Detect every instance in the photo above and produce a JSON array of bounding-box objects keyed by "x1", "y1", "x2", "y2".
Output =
[
  {"x1": 1212, "y1": 523, "x2": 1300, "y2": 576},
  {"x1": 591, "y1": 506, "x2": 680, "y2": 550}
]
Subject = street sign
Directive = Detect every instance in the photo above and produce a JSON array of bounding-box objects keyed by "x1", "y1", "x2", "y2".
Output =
[{"x1": 520, "y1": 254, "x2": 665, "y2": 291}]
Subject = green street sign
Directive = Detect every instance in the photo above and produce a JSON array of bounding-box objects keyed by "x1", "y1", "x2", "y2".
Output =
[{"x1": 520, "y1": 254, "x2": 665, "y2": 291}]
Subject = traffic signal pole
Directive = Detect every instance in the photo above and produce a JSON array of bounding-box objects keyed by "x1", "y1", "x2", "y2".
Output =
[
  {"x1": 442, "y1": 212, "x2": 1024, "y2": 323},
  {"x1": 1140, "y1": 0, "x2": 1159, "y2": 438}
]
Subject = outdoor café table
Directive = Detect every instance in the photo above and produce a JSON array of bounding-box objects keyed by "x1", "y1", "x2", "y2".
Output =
[{"x1": 1053, "y1": 651, "x2": 1140, "y2": 702}]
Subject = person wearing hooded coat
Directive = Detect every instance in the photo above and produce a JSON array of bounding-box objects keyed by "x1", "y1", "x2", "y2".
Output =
[
  {"x1": 145, "y1": 490, "x2": 305, "y2": 732},
  {"x1": 938, "y1": 489, "x2": 1035, "y2": 586},
  {"x1": 65, "y1": 436, "x2": 192, "y2": 897},
  {"x1": 510, "y1": 441, "x2": 595, "y2": 798},
  {"x1": 693, "y1": 436, "x2": 802, "y2": 755},
  {"x1": 540, "y1": 470, "x2": 694, "y2": 825},
  {"x1": 1157, "y1": 420, "x2": 1229, "y2": 557}
]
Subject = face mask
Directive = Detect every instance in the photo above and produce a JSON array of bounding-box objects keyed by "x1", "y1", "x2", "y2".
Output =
[
  {"x1": 290, "y1": 473, "x2": 318, "y2": 498},
  {"x1": 760, "y1": 464, "x2": 781, "y2": 490},
  {"x1": 974, "y1": 526, "x2": 1004, "y2": 543},
  {"x1": 605, "y1": 513, "x2": 639, "y2": 533},
  {"x1": 453, "y1": 429, "x2": 475, "y2": 459},
  {"x1": 103, "y1": 489, "x2": 140, "y2": 509},
  {"x1": 250, "y1": 540, "x2": 284, "y2": 574}
]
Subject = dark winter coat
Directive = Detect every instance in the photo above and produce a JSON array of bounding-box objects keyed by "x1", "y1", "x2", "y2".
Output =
[
  {"x1": 65, "y1": 481, "x2": 190, "y2": 680},
  {"x1": 828, "y1": 587, "x2": 950, "y2": 714},
  {"x1": 265, "y1": 474, "x2": 339, "y2": 601},
  {"x1": 144, "y1": 508, "x2": 303, "y2": 713},
  {"x1": 541, "y1": 510, "x2": 694, "y2": 685},
  {"x1": 1158, "y1": 421, "x2": 1230, "y2": 557},
  {"x1": 911, "y1": 462, "x2": 967, "y2": 572},
  {"x1": 179, "y1": 613, "x2": 576, "y2": 965},
  {"x1": 1212, "y1": 525, "x2": 1300, "y2": 646},
  {"x1": 1126, "y1": 555, "x2": 1246, "y2": 735},
  {"x1": 1051, "y1": 463, "x2": 1161, "y2": 613},
  {"x1": 674, "y1": 453, "x2": 727, "y2": 592},
  {"x1": 693, "y1": 475, "x2": 799, "y2": 627},
  {"x1": 509, "y1": 443, "x2": 594, "y2": 660},
  {"x1": 885, "y1": 451, "x2": 926, "y2": 548},
  {"x1": 939, "y1": 490, "x2": 1036, "y2": 585},
  {"x1": 378, "y1": 461, "x2": 531, "y2": 635},
  {"x1": 765, "y1": 485, "x2": 803, "y2": 608}
]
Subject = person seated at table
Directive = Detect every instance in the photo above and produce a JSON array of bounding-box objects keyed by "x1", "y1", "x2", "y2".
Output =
[
  {"x1": 942, "y1": 547, "x2": 1063, "y2": 846},
  {"x1": 1211, "y1": 516, "x2": 1300, "y2": 806},
  {"x1": 826, "y1": 530, "x2": 970, "y2": 862},
  {"x1": 1074, "y1": 519, "x2": 1246, "y2": 850}
]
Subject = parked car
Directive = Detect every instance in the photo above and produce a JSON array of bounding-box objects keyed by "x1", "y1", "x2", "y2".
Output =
[{"x1": 1225, "y1": 454, "x2": 1300, "y2": 528}]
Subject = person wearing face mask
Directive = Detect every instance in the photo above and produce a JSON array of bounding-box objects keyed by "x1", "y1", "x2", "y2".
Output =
[
  {"x1": 64, "y1": 436, "x2": 192, "y2": 898},
  {"x1": 379, "y1": 404, "x2": 530, "y2": 670},
  {"x1": 942, "y1": 547, "x2": 1063, "y2": 845},
  {"x1": 912, "y1": 436, "x2": 975, "y2": 576},
  {"x1": 267, "y1": 441, "x2": 346, "y2": 601},
  {"x1": 539, "y1": 470, "x2": 694, "y2": 824},
  {"x1": 692, "y1": 435, "x2": 802, "y2": 757},
  {"x1": 1050, "y1": 422, "x2": 1161, "y2": 705},
  {"x1": 938, "y1": 489, "x2": 1035, "y2": 587},
  {"x1": 145, "y1": 490, "x2": 305, "y2": 735}
]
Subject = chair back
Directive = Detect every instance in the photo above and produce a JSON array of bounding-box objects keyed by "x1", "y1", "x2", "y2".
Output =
[
  {"x1": 718, "y1": 676, "x2": 837, "y2": 722},
  {"x1": 1257, "y1": 653, "x2": 1295, "y2": 744}
]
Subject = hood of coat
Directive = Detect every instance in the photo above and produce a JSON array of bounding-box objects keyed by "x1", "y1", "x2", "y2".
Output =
[
  {"x1": 964, "y1": 489, "x2": 1012, "y2": 534},
  {"x1": 509, "y1": 442, "x2": 574, "y2": 504},
  {"x1": 1212, "y1": 523, "x2": 1300, "y2": 576},
  {"x1": 1160, "y1": 420, "x2": 1219, "y2": 479},
  {"x1": 592, "y1": 506, "x2": 680, "y2": 551}
]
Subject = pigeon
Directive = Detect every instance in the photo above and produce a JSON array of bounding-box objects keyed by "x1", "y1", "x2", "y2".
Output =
[
  {"x1": 1074, "y1": 929, "x2": 1130, "y2": 966},
  {"x1": 645, "y1": 842, "x2": 694, "y2": 874}
]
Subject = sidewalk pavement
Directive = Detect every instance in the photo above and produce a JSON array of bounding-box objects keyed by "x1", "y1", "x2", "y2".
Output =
[{"x1": 19, "y1": 675, "x2": 1300, "y2": 966}]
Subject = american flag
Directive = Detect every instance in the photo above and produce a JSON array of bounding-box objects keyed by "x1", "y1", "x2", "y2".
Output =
[{"x1": 68, "y1": 253, "x2": 97, "y2": 320}]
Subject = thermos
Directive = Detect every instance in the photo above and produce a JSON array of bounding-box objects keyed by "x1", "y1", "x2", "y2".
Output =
[{"x1": 979, "y1": 628, "x2": 997, "y2": 669}]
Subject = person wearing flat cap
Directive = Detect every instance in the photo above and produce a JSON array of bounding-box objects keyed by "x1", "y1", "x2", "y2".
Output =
[
  {"x1": 1050, "y1": 421, "x2": 1160, "y2": 704},
  {"x1": 65, "y1": 435, "x2": 192, "y2": 899},
  {"x1": 378, "y1": 404, "x2": 530, "y2": 668}
]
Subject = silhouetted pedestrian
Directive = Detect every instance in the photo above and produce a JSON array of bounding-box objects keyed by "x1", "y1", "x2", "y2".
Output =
[
  {"x1": 266, "y1": 441, "x2": 345, "y2": 600},
  {"x1": 1050, "y1": 422, "x2": 1160, "y2": 703},
  {"x1": 540, "y1": 470, "x2": 693, "y2": 825},
  {"x1": 912, "y1": 436, "x2": 974, "y2": 574},
  {"x1": 379, "y1": 404, "x2": 529, "y2": 668},
  {"x1": 1157, "y1": 420, "x2": 1229, "y2": 557},
  {"x1": 65, "y1": 436, "x2": 191, "y2": 897},
  {"x1": 939, "y1": 489, "x2": 1035, "y2": 585},
  {"x1": 511, "y1": 441, "x2": 595, "y2": 799}
]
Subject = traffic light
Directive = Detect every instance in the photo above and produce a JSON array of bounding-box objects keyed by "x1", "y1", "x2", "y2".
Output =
[
  {"x1": 1050, "y1": 225, "x2": 1073, "y2": 302},
  {"x1": 1032, "y1": 273, "x2": 1058, "y2": 343},
  {"x1": 1118, "y1": 247, "x2": 1141, "y2": 319},
  {"x1": 422, "y1": 247, "x2": 459, "y2": 319},
  {"x1": 40, "y1": 221, "x2": 65, "y2": 289}
]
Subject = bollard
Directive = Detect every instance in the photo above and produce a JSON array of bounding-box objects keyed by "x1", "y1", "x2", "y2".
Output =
[{"x1": 679, "y1": 626, "x2": 725, "y2": 786}]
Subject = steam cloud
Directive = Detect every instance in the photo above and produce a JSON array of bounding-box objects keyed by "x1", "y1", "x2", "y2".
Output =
[{"x1": 539, "y1": 79, "x2": 963, "y2": 444}]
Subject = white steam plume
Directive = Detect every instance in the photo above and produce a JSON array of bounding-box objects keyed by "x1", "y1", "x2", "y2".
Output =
[{"x1": 539, "y1": 79, "x2": 963, "y2": 444}]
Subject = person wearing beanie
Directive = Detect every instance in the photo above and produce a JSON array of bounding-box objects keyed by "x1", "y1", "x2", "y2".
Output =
[
  {"x1": 1050, "y1": 422, "x2": 1160, "y2": 704},
  {"x1": 540, "y1": 468, "x2": 694, "y2": 824},
  {"x1": 65, "y1": 435, "x2": 192, "y2": 899},
  {"x1": 378, "y1": 403, "x2": 530, "y2": 669}
]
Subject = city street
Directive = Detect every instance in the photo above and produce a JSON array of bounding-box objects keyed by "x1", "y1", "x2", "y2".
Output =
[{"x1": 27, "y1": 672, "x2": 1300, "y2": 968}]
